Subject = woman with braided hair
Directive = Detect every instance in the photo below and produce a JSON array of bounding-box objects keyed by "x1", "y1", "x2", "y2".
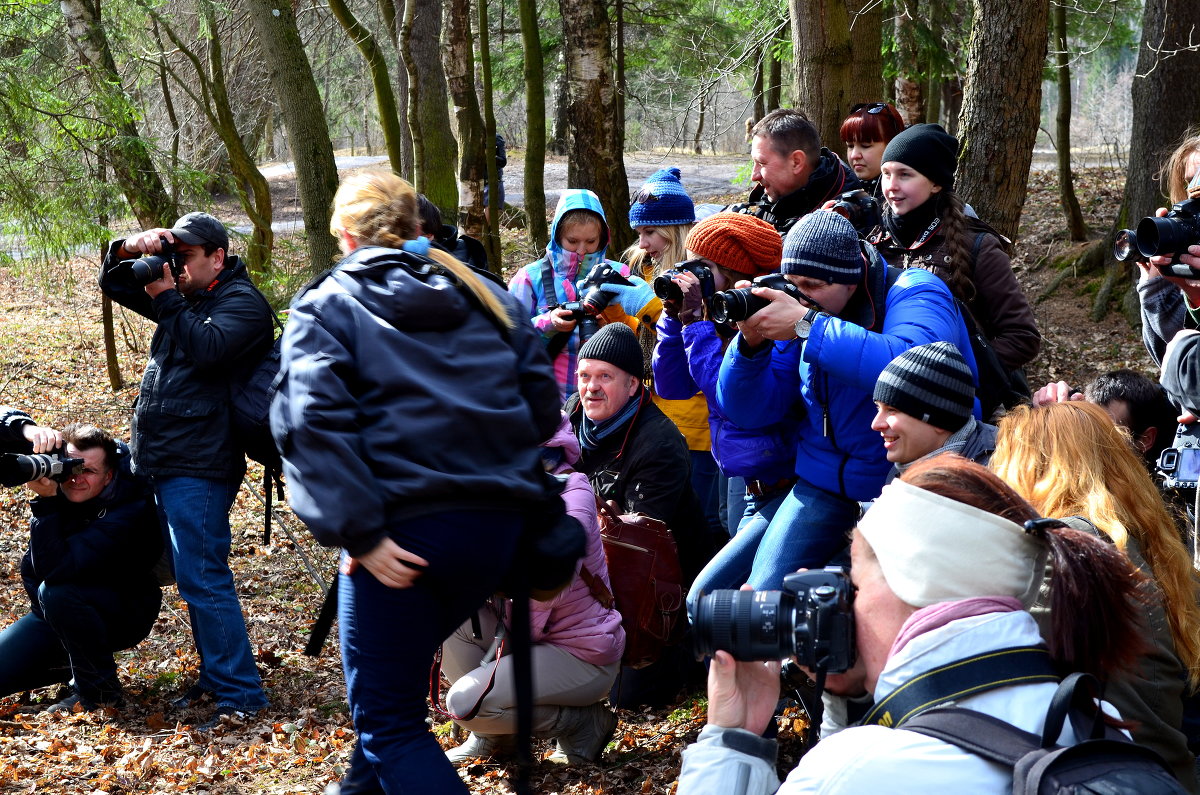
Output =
[{"x1": 870, "y1": 124, "x2": 1040, "y2": 410}]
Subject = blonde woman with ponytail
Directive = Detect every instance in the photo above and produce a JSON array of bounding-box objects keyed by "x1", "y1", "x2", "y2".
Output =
[
  {"x1": 271, "y1": 170, "x2": 562, "y2": 794},
  {"x1": 991, "y1": 401, "x2": 1200, "y2": 791}
]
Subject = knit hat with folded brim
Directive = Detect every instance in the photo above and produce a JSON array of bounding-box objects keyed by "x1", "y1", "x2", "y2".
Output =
[
  {"x1": 578, "y1": 323, "x2": 643, "y2": 378},
  {"x1": 781, "y1": 212, "x2": 863, "y2": 284}
]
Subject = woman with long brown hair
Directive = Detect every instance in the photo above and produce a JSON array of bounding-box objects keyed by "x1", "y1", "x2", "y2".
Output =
[{"x1": 991, "y1": 401, "x2": 1200, "y2": 790}]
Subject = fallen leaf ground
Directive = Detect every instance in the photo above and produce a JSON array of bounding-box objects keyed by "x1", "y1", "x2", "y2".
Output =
[{"x1": 0, "y1": 161, "x2": 1150, "y2": 793}]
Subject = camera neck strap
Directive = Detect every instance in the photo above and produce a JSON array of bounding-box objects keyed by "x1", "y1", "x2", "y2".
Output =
[{"x1": 860, "y1": 645, "x2": 1058, "y2": 729}]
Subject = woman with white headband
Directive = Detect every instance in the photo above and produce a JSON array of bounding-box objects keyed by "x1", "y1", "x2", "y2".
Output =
[{"x1": 676, "y1": 455, "x2": 1151, "y2": 794}]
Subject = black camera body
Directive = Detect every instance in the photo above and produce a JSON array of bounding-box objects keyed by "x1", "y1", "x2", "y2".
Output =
[
  {"x1": 831, "y1": 190, "x2": 883, "y2": 234},
  {"x1": 1157, "y1": 423, "x2": 1200, "y2": 491},
  {"x1": 120, "y1": 237, "x2": 183, "y2": 286},
  {"x1": 709, "y1": 272, "x2": 805, "y2": 324},
  {"x1": 653, "y1": 258, "x2": 716, "y2": 303},
  {"x1": 1115, "y1": 198, "x2": 1200, "y2": 270},
  {"x1": 555, "y1": 262, "x2": 633, "y2": 343},
  {"x1": 693, "y1": 566, "x2": 856, "y2": 672},
  {"x1": 0, "y1": 449, "x2": 85, "y2": 488}
]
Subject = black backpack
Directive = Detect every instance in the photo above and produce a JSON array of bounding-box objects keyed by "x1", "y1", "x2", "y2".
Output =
[
  {"x1": 904, "y1": 672, "x2": 1187, "y2": 794},
  {"x1": 229, "y1": 287, "x2": 285, "y2": 543}
]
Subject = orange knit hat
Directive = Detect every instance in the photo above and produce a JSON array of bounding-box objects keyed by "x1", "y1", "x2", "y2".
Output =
[{"x1": 684, "y1": 213, "x2": 782, "y2": 275}]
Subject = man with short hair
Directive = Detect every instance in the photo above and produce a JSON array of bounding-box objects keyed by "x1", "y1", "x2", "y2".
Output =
[
  {"x1": 99, "y1": 212, "x2": 272, "y2": 726},
  {"x1": 0, "y1": 423, "x2": 162, "y2": 712},
  {"x1": 871, "y1": 342, "x2": 997, "y2": 482},
  {"x1": 734, "y1": 109, "x2": 861, "y2": 236}
]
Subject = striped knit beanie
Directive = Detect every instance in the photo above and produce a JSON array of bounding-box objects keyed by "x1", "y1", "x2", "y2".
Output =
[
  {"x1": 629, "y1": 167, "x2": 695, "y2": 228},
  {"x1": 685, "y1": 212, "x2": 781, "y2": 275},
  {"x1": 781, "y1": 212, "x2": 863, "y2": 284},
  {"x1": 873, "y1": 342, "x2": 975, "y2": 432}
]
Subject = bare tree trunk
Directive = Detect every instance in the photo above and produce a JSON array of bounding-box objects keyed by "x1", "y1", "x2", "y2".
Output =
[
  {"x1": 751, "y1": 44, "x2": 766, "y2": 123},
  {"x1": 550, "y1": 65, "x2": 569, "y2": 156},
  {"x1": 60, "y1": 0, "x2": 176, "y2": 228},
  {"x1": 478, "y1": 0, "x2": 503, "y2": 270},
  {"x1": 402, "y1": 0, "x2": 458, "y2": 219},
  {"x1": 245, "y1": 0, "x2": 339, "y2": 273},
  {"x1": 614, "y1": 0, "x2": 626, "y2": 140},
  {"x1": 790, "y1": 0, "x2": 853, "y2": 149},
  {"x1": 328, "y1": 0, "x2": 405, "y2": 173},
  {"x1": 98, "y1": 160, "x2": 123, "y2": 390},
  {"x1": 893, "y1": 1, "x2": 925, "y2": 124},
  {"x1": 559, "y1": 0, "x2": 632, "y2": 252},
  {"x1": 693, "y1": 88, "x2": 706, "y2": 155},
  {"x1": 1053, "y1": 1, "x2": 1087, "y2": 241},
  {"x1": 444, "y1": 0, "x2": 486, "y2": 238},
  {"x1": 942, "y1": 76, "x2": 964, "y2": 137},
  {"x1": 1091, "y1": 0, "x2": 1200, "y2": 318},
  {"x1": 767, "y1": 22, "x2": 785, "y2": 111},
  {"x1": 519, "y1": 0, "x2": 549, "y2": 250},
  {"x1": 381, "y1": 0, "x2": 414, "y2": 179},
  {"x1": 955, "y1": 0, "x2": 1049, "y2": 240},
  {"x1": 848, "y1": 0, "x2": 884, "y2": 104}
]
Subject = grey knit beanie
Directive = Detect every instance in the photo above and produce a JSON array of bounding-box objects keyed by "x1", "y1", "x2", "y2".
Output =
[
  {"x1": 873, "y1": 342, "x2": 975, "y2": 432},
  {"x1": 578, "y1": 323, "x2": 644, "y2": 378},
  {"x1": 881, "y1": 123, "x2": 959, "y2": 190},
  {"x1": 781, "y1": 212, "x2": 863, "y2": 284}
]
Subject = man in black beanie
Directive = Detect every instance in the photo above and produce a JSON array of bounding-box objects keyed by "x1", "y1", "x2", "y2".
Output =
[
  {"x1": 563, "y1": 322, "x2": 714, "y2": 707},
  {"x1": 871, "y1": 341, "x2": 997, "y2": 483}
]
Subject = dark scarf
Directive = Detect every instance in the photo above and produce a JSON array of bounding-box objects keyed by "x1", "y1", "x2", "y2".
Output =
[
  {"x1": 882, "y1": 193, "x2": 943, "y2": 249},
  {"x1": 577, "y1": 389, "x2": 643, "y2": 451}
]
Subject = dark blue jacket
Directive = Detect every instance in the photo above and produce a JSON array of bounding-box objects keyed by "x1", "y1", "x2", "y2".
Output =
[
  {"x1": 21, "y1": 442, "x2": 162, "y2": 614},
  {"x1": 270, "y1": 246, "x2": 561, "y2": 556},
  {"x1": 98, "y1": 247, "x2": 274, "y2": 480},
  {"x1": 652, "y1": 316, "x2": 796, "y2": 482},
  {"x1": 715, "y1": 262, "x2": 979, "y2": 502}
]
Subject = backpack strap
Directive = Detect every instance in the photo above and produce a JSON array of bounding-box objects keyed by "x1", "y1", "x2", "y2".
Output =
[
  {"x1": 539, "y1": 259, "x2": 573, "y2": 358},
  {"x1": 903, "y1": 706, "x2": 1041, "y2": 767},
  {"x1": 861, "y1": 645, "x2": 1058, "y2": 727}
]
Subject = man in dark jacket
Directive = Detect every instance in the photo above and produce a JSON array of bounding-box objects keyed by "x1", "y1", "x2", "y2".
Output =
[
  {"x1": 564, "y1": 323, "x2": 713, "y2": 709},
  {"x1": 731, "y1": 109, "x2": 861, "y2": 237},
  {"x1": 98, "y1": 212, "x2": 272, "y2": 725},
  {"x1": 0, "y1": 423, "x2": 161, "y2": 711}
]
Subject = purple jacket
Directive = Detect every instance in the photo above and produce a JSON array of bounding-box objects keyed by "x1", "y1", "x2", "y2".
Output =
[{"x1": 652, "y1": 315, "x2": 796, "y2": 482}]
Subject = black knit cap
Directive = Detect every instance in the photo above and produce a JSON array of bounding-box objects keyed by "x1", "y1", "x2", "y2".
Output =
[
  {"x1": 881, "y1": 123, "x2": 959, "y2": 190},
  {"x1": 873, "y1": 341, "x2": 975, "y2": 432},
  {"x1": 578, "y1": 323, "x2": 643, "y2": 378}
]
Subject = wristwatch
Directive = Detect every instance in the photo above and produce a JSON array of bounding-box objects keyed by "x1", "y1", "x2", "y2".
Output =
[{"x1": 793, "y1": 308, "x2": 820, "y2": 341}]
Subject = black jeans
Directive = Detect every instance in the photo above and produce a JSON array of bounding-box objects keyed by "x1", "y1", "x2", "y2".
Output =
[{"x1": 0, "y1": 582, "x2": 160, "y2": 705}]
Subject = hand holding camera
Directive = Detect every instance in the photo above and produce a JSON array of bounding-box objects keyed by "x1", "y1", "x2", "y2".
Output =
[{"x1": 118, "y1": 229, "x2": 184, "y2": 296}]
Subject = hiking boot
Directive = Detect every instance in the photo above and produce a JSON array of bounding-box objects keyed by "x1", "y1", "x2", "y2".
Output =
[
  {"x1": 171, "y1": 684, "x2": 215, "y2": 709},
  {"x1": 197, "y1": 705, "x2": 257, "y2": 732},
  {"x1": 445, "y1": 732, "x2": 517, "y2": 765},
  {"x1": 546, "y1": 703, "x2": 618, "y2": 765},
  {"x1": 44, "y1": 691, "x2": 82, "y2": 715}
]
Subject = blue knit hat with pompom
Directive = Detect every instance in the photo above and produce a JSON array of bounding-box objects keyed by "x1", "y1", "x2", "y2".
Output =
[{"x1": 629, "y1": 167, "x2": 695, "y2": 228}]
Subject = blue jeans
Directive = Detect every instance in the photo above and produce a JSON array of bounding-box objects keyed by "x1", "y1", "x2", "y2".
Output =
[
  {"x1": 340, "y1": 509, "x2": 523, "y2": 794},
  {"x1": 725, "y1": 476, "x2": 747, "y2": 538},
  {"x1": 746, "y1": 477, "x2": 856, "y2": 590},
  {"x1": 686, "y1": 488, "x2": 788, "y2": 622},
  {"x1": 156, "y1": 476, "x2": 267, "y2": 711}
]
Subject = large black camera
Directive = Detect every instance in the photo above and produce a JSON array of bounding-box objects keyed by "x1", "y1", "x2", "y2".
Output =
[
  {"x1": 692, "y1": 567, "x2": 856, "y2": 673},
  {"x1": 653, "y1": 258, "x2": 716, "y2": 304},
  {"x1": 555, "y1": 262, "x2": 634, "y2": 343},
  {"x1": 119, "y1": 237, "x2": 183, "y2": 286},
  {"x1": 709, "y1": 272, "x2": 806, "y2": 324},
  {"x1": 830, "y1": 190, "x2": 883, "y2": 234},
  {"x1": 0, "y1": 449, "x2": 85, "y2": 488},
  {"x1": 1157, "y1": 423, "x2": 1200, "y2": 491},
  {"x1": 1115, "y1": 171, "x2": 1200, "y2": 269}
]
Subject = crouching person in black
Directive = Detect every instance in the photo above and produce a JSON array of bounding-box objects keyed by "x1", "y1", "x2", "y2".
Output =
[{"x1": 0, "y1": 423, "x2": 162, "y2": 712}]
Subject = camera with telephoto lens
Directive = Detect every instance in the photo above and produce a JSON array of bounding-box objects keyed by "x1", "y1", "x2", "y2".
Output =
[
  {"x1": 119, "y1": 237, "x2": 183, "y2": 286},
  {"x1": 653, "y1": 258, "x2": 716, "y2": 303},
  {"x1": 0, "y1": 448, "x2": 85, "y2": 488},
  {"x1": 1157, "y1": 423, "x2": 1200, "y2": 491},
  {"x1": 1115, "y1": 172, "x2": 1200, "y2": 270},
  {"x1": 709, "y1": 272, "x2": 806, "y2": 324},
  {"x1": 692, "y1": 567, "x2": 856, "y2": 672},
  {"x1": 555, "y1": 262, "x2": 634, "y2": 343},
  {"x1": 830, "y1": 190, "x2": 883, "y2": 234}
]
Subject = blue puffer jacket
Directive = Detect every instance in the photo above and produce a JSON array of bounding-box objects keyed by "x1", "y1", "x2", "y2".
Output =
[
  {"x1": 715, "y1": 263, "x2": 979, "y2": 502},
  {"x1": 652, "y1": 315, "x2": 796, "y2": 482},
  {"x1": 271, "y1": 246, "x2": 561, "y2": 556}
]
